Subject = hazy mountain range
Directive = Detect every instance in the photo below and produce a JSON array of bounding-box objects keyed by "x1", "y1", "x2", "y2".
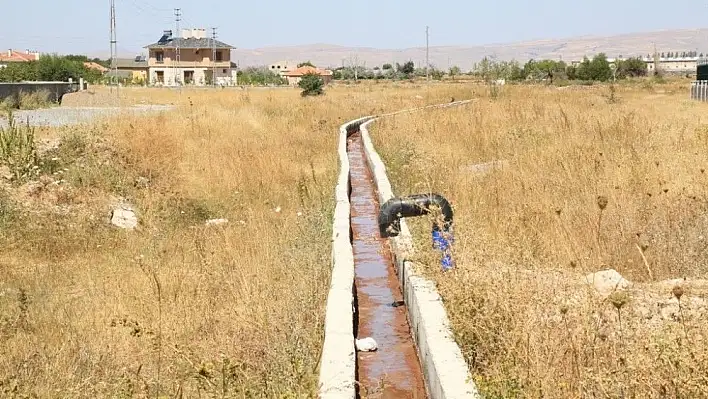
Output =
[{"x1": 102, "y1": 28, "x2": 708, "y2": 71}]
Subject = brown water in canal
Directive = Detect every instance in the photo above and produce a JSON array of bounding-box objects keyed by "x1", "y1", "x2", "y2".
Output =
[{"x1": 347, "y1": 131, "x2": 427, "y2": 399}]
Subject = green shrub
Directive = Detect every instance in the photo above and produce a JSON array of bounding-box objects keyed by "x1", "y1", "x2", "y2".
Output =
[
  {"x1": 0, "y1": 110, "x2": 40, "y2": 182},
  {"x1": 298, "y1": 73, "x2": 324, "y2": 97}
]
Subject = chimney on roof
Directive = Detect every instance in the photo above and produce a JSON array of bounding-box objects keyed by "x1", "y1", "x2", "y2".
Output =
[
  {"x1": 7, "y1": 49, "x2": 11, "y2": 57},
  {"x1": 25, "y1": 49, "x2": 30, "y2": 54}
]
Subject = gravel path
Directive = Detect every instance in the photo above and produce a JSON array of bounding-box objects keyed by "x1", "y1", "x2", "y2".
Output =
[{"x1": 0, "y1": 104, "x2": 175, "y2": 128}]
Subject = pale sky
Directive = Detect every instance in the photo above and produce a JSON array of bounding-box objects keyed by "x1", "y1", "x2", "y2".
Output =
[{"x1": 1, "y1": 0, "x2": 707, "y2": 56}]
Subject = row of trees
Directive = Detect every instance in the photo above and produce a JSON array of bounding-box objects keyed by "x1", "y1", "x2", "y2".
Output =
[
  {"x1": 0, "y1": 55, "x2": 105, "y2": 83},
  {"x1": 471, "y1": 54, "x2": 648, "y2": 83},
  {"x1": 653, "y1": 51, "x2": 702, "y2": 58}
]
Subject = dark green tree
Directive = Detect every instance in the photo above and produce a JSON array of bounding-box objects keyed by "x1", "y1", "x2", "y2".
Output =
[
  {"x1": 566, "y1": 65, "x2": 577, "y2": 80},
  {"x1": 298, "y1": 73, "x2": 324, "y2": 96},
  {"x1": 396, "y1": 61, "x2": 415, "y2": 76},
  {"x1": 382, "y1": 63, "x2": 393, "y2": 70},
  {"x1": 297, "y1": 61, "x2": 315, "y2": 68},
  {"x1": 236, "y1": 67, "x2": 286, "y2": 85},
  {"x1": 616, "y1": 57, "x2": 647, "y2": 78},
  {"x1": 576, "y1": 54, "x2": 612, "y2": 81}
]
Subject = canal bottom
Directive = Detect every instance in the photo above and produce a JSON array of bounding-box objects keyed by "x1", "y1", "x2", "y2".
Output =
[{"x1": 347, "y1": 131, "x2": 427, "y2": 399}]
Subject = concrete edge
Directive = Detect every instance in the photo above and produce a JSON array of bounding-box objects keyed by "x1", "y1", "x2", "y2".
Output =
[
  {"x1": 318, "y1": 116, "x2": 374, "y2": 399},
  {"x1": 319, "y1": 100, "x2": 475, "y2": 398},
  {"x1": 359, "y1": 104, "x2": 482, "y2": 399}
]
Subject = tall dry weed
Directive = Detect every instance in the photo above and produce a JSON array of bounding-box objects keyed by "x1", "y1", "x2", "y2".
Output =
[
  {"x1": 372, "y1": 82, "x2": 708, "y2": 398},
  {"x1": 0, "y1": 83, "x2": 474, "y2": 397}
]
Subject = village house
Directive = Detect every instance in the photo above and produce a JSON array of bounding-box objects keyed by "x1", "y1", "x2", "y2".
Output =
[
  {"x1": 268, "y1": 60, "x2": 296, "y2": 76},
  {"x1": 144, "y1": 28, "x2": 237, "y2": 86},
  {"x1": 0, "y1": 49, "x2": 40, "y2": 68},
  {"x1": 282, "y1": 66, "x2": 333, "y2": 86},
  {"x1": 104, "y1": 56, "x2": 149, "y2": 83}
]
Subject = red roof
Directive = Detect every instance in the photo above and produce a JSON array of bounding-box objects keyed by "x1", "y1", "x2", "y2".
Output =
[
  {"x1": 282, "y1": 66, "x2": 333, "y2": 77},
  {"x1": 0, "y1": 50, "x2": 39, "y2": 63}
]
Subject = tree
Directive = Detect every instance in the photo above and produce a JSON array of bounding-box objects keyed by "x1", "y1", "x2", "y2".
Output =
[
  {"x1": 575, "y1": 54, "x2": 612, "y2": 81},
  {"x1": 523, "y1": 59, "x2": 567, "y2": 82},
  {"x1": 566, "y1": 65, "x2": 577, "y2": 80},
  {"x1": 448, "y1": 65, "x2": 461, "y2": 79},
  {"x1": 236, "y1": 67, "x2": 287, "y2": 85},
  {"x1": 616, "y1": 57, "x2": 647, "y2": 78},
  {"x1": 382, "y1": 63, "x2": 393, "y2": 70},
  {"x1": 298, "y1": 73, "x2": 324, "y2": 96},
  {"x1": 396, "y1": 61, "x2": 415, "y2": 77},
  {"x1": 297, "y1": 61, "x2": 315, "y2": 68},
  {"x1": 0, "y1": 54, "x2": 102, "y2": 83}
]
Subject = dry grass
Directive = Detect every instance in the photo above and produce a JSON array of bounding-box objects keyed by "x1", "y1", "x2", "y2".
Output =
[
  {"x1": 372, "y1": 81, "x2": 708, "y2": 398},
  {"x1": 0, "y1": 83, "x2": 472, "y2": 398}
]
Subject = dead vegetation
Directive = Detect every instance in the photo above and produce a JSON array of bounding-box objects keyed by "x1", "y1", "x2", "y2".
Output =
[
  {"x1": 0, "y1": 83, "x2": 472, "y2": 397},
  {"x1": 372, "y1": 81, "x2": 708, "y2": 398}
]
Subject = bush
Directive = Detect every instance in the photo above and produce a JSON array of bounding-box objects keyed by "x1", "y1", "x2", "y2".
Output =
[
  {"x1": 18, "y1": 90, "x2": 52, "y2": 110},
  {"x1": 298, "y1": 74, "x2": 324, "y2": 97},
  {"x1": 0, "y1": 110, "x2": 40, "y2": 182}
]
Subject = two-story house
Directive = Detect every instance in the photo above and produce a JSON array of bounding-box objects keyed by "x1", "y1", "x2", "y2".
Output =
[{"x1": 144, "y1": 29, "x2": 236, "y2": 86}]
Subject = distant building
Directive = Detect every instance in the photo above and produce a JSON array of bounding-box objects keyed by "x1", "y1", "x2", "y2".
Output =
[
  {"x1": 0, "y1": 49, "x2": 40, "y2": 68},
  {"x1": 571, "y1": 54, "x2": 699, "y2": 75},
  {"x1": 144, "y1": 28, "x2": 237, "y2": 86},
  {"x1": 268, "y1": 60, "x2": 296, "y2": 76},
  {"x1": 282, "y1": 66, "x2": 333, "y2": 86},
  {"x1": 637, "y1": 55, "x2": 697, "y2": 74},
  {"x1": 111, "y1": 56, "x2": 149, "y2": 83}
]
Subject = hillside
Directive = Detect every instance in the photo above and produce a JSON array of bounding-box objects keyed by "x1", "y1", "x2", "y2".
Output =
[{"x1": 229, "y1": 28, "x2": 708, "y2": 71}]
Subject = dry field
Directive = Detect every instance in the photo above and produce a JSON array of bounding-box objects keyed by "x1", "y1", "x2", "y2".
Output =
[
  {"x1": 0, "y1": 83, "x2": 472, "y2": 398},
  {"x1": 372, "y1": 81, "x2": 708, "y2": 398}
]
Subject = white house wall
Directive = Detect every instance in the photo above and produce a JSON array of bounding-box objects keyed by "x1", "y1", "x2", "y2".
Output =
[{"x1": 149, "y1": 67, "x2": 237, "y2": 86}]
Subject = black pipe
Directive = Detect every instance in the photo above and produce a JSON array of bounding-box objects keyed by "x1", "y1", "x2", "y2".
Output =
[{"x1": 378, "y1": 193, "x2": 453, "y2": 238}]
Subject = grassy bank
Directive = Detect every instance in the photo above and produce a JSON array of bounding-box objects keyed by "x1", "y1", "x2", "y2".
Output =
[
  {"x1": 372, "y1": 81, "x2": 708, "y2": 398},
  {"x1": 0, "y1": 83, "x2": 473, "y2": 397}
]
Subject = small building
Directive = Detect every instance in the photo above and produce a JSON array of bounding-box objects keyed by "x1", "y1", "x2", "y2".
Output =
[
  {"x1": 282, "y1": 66, "x2": 333, "y2": 86},
  {"x1": 0, "y1": 49, "x2": 40, "y2": 64},
  {"x1": 114, "y1": 56, "x2": 149, "y2": 83},
  {"x1": 0, "y1": 49, "x2": 40, "y2": 68},
  {"x1": 268, "y1": 60, "x2": 295, "y2": 76},
  {"x1": 144, "y1": 28, "x2": 237, "y2": 86},
  {"x1": 638, "y1": 55, "x2": 698, "y2": 75}
]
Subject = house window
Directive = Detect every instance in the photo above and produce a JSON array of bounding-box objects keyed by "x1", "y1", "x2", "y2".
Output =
[
  {"x1": 215, "y1": 51, "x2": 223, "y2": 62},
  {"x1": 155, "y1": 51, "x2": 164, "y2": 62},
  {"x1": 184, "y1": 70, "x2": 194, "y2": 84},
  {"x1": 222, "y1": 69, "x2": 227, "y2": 73},
  {"x1": 155, "y1": 71, "x2": 164, "y2": 83}
]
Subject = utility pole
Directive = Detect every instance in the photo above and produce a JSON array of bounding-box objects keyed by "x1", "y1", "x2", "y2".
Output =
[
  {"x1": 212, "y1": 27, "x2": 218, "y2": 87},
  {"x1": 425, "y1": 26, "x2": 430, "y2": 82},
  {"x1": 109, "y1": 0, "x2": 118, "y2": 105},
  {"x1": 653, "y1": 42, "x2": 659, "y2": 76},
  {"x1": 174, "y1": 8, "x2": 181, "y2": 86}
]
